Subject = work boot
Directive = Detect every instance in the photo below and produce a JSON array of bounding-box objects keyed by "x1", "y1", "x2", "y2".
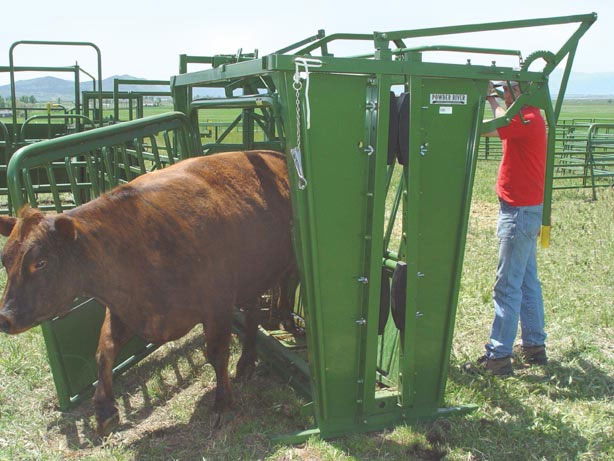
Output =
[
  {"x1": 462, "y1": 355, "x2": 513, "y2": 377},
  {"x1": 514, "y1": 344, "x2": 548, "y2": 365}
]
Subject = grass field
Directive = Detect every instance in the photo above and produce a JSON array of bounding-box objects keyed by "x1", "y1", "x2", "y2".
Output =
[{"x1": 0, "y1": 102, "x2": 612, "y2": 460}]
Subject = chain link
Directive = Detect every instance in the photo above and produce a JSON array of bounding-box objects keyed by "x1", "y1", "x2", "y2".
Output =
[
  {"x1": 293, "y1": 77, "x2": 302, "y2": 154},
  {"x1": 291, "y1": 76, "x2": 307, "y2": 190}
]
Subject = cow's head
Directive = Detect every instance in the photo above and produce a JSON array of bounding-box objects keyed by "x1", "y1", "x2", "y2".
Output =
[{"x1": 0, "y1": 207, "x2": 81, "y2": 334}]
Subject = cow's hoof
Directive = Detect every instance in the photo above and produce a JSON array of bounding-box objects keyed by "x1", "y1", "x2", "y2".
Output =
[
  {"x1": 213, "y1": 412, "x2": 222, "y2": 429},
  {"x1": 96, "y1": 411, "x2": 120, "y2": 437},
  {"x1": 236, "y1": 357, "x2": 256, "y2": 381}
]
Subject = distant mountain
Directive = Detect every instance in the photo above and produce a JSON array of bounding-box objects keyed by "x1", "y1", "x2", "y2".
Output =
[
  {"x1": 0, "y1": 76, "x2": 76, "y2": 102},
  {"x1": 1, "y1": 71, "x2": 612, "y2": 103},
  {"x1": 549, "y1": 70, "x2": 614, "y2": 98},
  {"x1": 0, "y1": 75, "x2": 224, "y2": 103}
]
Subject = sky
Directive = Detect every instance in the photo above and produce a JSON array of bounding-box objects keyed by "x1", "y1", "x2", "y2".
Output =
[{"x1": 1, "y1": 0, "x2": 613, "y2": 86}]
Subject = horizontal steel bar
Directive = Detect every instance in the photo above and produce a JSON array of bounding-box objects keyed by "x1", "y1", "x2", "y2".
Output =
[
  {"x1": 114, "y1": 79, "x2": 170, "y2": 86},
  {"x1": 351, "y1": 45, "x2": 522, "y2": 59},
  {"x1": 20, "y1": 114, "x2": 95, "y2": 141},
  {"x1": 175, "y1": 53, "x2": 544, "y2": 88},
  {"x1": 376, "y1": 13, "x2": 597, "y2": 42},
  {"x1": 0, "y1": 65, "x2": 78, "y2": 73},
  {"x1": 190, "y1": 96, "x2": 275, "y2": 111}
]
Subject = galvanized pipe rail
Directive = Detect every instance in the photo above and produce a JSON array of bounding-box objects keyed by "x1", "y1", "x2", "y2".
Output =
[{"x1": 586, "y1": 123, "x2": 614, "y2": 199}]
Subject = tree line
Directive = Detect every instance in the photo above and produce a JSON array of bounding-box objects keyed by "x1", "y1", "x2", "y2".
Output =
[{"x1": 0, "y1": 95, "x2": 38, "y2": 107}]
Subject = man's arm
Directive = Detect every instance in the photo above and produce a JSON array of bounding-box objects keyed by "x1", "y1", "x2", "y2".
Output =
[{"x1": 483, "y1": 96, "x2": 506, "y2": 137}]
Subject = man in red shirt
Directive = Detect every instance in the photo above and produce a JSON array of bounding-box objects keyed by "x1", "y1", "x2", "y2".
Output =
[{"x1": 465, "y1": 80, "x2": 548, "y2": 376}]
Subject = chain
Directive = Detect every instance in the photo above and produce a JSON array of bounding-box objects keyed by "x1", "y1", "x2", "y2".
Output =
[
  {"x1": 291, "y1": 75, "x2": 307, "y2": 190},
  {"x1": 290, "y1": 58, "x2": 321, "y2": 191},
  {"x1": 293, "y1": 76, "x2": 303, "y2": 154}
]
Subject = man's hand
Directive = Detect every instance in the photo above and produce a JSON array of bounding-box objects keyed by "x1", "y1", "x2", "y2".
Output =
[{"x1": 486, "y1": 82, "x2": 498, "y2": 98}]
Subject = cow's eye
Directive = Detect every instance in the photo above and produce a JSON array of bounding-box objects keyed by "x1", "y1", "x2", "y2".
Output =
[{"x1": 34, "y1": 260, "x2": 47, "y2": 271}]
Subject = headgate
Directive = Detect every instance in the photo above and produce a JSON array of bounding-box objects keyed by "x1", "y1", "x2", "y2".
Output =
[{"x1": 5, "y1": 13, "x2": 595, "y2": 441}]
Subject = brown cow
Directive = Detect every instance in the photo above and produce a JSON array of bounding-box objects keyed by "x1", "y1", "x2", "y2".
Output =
[{"x1": 0, "y1": 150, "x2": 294, "y2": 434}]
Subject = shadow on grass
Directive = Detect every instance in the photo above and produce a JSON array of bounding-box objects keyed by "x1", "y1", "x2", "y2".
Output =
[
  {"x1": 48, "y1": 335, "x2": 610, "y2": 459},
  {"x1": 49, "y1": 329, "x2": 310, "y2": 459},
  {"x1": 518, "y1": 354, "x2": 614, "y2": 402},
  {"x1": 51, "y1": 330, "x2": 210, "y2": 449},
  {"x1": 126, "y1": 365, "x2": 310, "y2": 460},
  {"x1": 441, "y1": 364, "x2": 591, "y2": 459}
]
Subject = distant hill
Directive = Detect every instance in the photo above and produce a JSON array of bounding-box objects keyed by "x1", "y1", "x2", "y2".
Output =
[
  {"x1": 549, "y1": 70, "x2": 614, "y2": 98},
  {"x1": 1, "y1": 71, "x2": 612, "y2": 103},
  {"x1": 0, "y1": 75, "x2": 224, "y2": 102}
]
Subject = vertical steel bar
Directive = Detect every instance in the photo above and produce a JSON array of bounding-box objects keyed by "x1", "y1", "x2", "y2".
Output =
[
  {"x1": 134, "y1": 138, "x2": 147, "y2": 174},
  {"x1": 85, "y1": 151, "x2": 101, "y2": 196},
  {"x1": 149, "y1": 135, "x2": 162, "y2": 169},
  {"x1": 540, "y1": 100, "x2": 556, "y2": 247},
  {"x1": 554, "y1": 45, "x2": 577, "y2": 123},
  {"x1": 362, "y1": 73, "x2": 392, "y2": 417},
  {"x1": 99, "y1": 147, "x2": 115, "y2": 190},
  {"x1": 45, "y1": 164, "x2": 63, "y2": 213},
  {"x1": 23, "y1": 169, "x2": 37, "y2": 207},
  {"x1": 74, "y1": 65, "x2": 81, "y2": 132},
  {"x1": 64, "y1": 158, "x2": 82, "y2": 206},
  {"x1": 163, "y1": 131, "x2": 175, "y2": 164},
  {"x1": 114, "y1": 79, "x2": 119, "y2": 122}
]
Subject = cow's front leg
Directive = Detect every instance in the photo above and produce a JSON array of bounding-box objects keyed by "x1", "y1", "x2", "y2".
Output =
[
  {"x1": 236, "y1": 301, "x2": 258, "y2": 380},
  {"x1": 94, "y1": 308, "x2": 132, "y2": 436}
]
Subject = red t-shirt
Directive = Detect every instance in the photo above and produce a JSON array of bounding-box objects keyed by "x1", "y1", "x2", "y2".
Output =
[{"x1": 496, "y1": 106, "x2": 547, "y2": 206}]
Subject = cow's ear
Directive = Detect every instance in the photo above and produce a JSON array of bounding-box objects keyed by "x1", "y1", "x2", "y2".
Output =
[
  {"x1": 54, "y1": 215, "x2": 78, "y2": 241},
  {"x1": 0, "y1": 216, "x2": 17, "y2": 236}
]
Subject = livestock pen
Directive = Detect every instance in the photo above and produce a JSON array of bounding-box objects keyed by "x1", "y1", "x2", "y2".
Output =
[{"x1": 1, "y1": 12, "x2": 610, "y2": 460}]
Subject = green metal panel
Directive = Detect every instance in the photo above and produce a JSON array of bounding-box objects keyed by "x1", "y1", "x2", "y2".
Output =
[
  {"x1": 280, "y1": 72, "x2": 373, "y2": 430},
  {"x1": 40, "y1": 298, "x2": 154, "y2": 408},
  {"x1": 400, "y1": 77, "x2": 484, "y2": 409}
]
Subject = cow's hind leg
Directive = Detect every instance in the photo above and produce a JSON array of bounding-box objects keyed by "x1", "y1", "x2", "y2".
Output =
[
  {"x1": 202, "y1": 316, "x2": 233, "y2": 414},
  {"x1": 278, "y1": 268, "x2": 299, "y2": 332},
  {"x1": 94, "y1": 308, "x2": 132, "y2": 436},
  {"x1": 236, "y1": 301, "x2": 258, "y2": 380}
]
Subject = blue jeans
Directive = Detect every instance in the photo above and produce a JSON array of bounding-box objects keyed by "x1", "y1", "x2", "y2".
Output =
[{"x1": 486, "y1": 199, "x2": 547, "y2": 359}]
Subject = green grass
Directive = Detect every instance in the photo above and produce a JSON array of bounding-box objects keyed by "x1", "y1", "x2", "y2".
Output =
[
  {"x1": 556, "y1": 99, "x2": 614, "y2": 120},
  {"x1": 0, "y1": 103, "x2": 613, "y2": 459}
]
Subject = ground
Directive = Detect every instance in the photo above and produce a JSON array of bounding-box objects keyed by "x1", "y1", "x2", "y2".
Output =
[{"x1": 0, "y1": 160, "x2": 613, "y2": 460}]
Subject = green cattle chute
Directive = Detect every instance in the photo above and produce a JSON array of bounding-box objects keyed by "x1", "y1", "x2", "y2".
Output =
[{"x1": 5, "y1": 12, "x2": 596, "y2": 441}]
